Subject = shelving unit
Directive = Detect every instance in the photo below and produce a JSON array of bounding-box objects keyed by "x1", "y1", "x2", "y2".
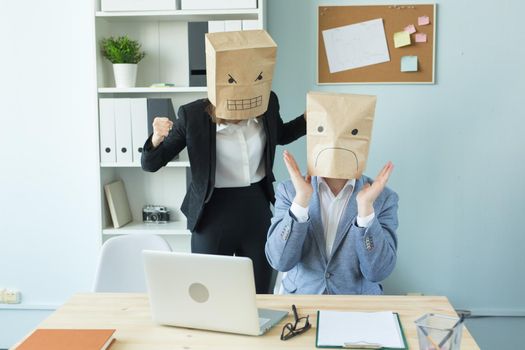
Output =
[
  {"x1": 95, "y1": 9, "x2": 259, "y2": 21},
  {"x1": 100, "y1": 161, "x2": 190, "y2": 168},
  {"x1": 98, "y1": 86, "x2": 207, "y2": 94},
  {"x1": 94, "y1": 1, "x2": 266, "y2": 251},
  {"x1": 102, "y1": 221, "x2": 190, "y2": 236}
]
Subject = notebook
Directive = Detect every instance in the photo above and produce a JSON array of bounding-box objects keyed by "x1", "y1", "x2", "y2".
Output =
[
  {"x1": 316, "y1": 311, "x2": 407, "y2": 349},
  {"x1": 16, "y1": 329, "x2": 116, "y2": 350},
  {"x1": 104, "y1": 180, "x2": 132, "y2": 228}
]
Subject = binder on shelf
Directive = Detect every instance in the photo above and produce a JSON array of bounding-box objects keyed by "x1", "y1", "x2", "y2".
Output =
[
  {"x1": 188, "y1": 22, "x2": 208, "y2": 87},
  {"x1": 242, "y1": 19, "x2": 263, "y2": 30},
  {"x1": 104, "y1": 180, "x2": 132, "y2": 229},
  {"x1": 99, "y1": 99, "x2": 116, "y2": 164},
  {"x1": 130, "y1": 98, "x2": 148, "y2": 163},
  {"x1": 209, "y1": 20, "x2": 262, "y2": 33},
  {"x1": 315, "y1": 310, "x2": 408, "y2": 349},
  {"x1": 224, "y1": 20, "x2": 242, "y2": 32},
  {"x1": 208, "y1": 21, "x2": 225, "y2": 33},
  {"x1": 114, "y1": 98, "x2": 133, "y2": 163}
]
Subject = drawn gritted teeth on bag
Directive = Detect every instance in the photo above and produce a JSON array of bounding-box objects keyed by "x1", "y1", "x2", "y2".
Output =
[
  {"x1": 314, "y1": 147, "x2": 359, "y2": 173},
  {"x1": 227, "y1": 96, "x2": 263, "y2": 110}
]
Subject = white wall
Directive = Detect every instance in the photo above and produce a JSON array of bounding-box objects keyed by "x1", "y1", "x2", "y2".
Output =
[{"x1": 0, "y1": 1, "x2": 100, "y2": 347}]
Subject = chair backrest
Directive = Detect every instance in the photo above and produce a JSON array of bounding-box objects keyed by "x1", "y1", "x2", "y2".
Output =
[{"x1": 93, "y1": 234, "x2": 172, "y2": 292}]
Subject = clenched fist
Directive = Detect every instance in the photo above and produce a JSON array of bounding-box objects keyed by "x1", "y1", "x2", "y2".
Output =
[{"x1": 151, "y1": 117, "x2": 173, "y2": 148}]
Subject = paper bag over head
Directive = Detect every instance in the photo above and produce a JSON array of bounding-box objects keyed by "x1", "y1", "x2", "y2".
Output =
[
  {"x1": 307, "y1": 91, "x2": 377, "y2": 180},
  {"x1": 205, "y1": 30, "x2": 277, "y2": 120}
]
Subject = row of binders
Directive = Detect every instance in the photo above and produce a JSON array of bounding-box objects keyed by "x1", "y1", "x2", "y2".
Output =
[{"x1": 99, "y1": 98, "x2": 175, "y2": 164}]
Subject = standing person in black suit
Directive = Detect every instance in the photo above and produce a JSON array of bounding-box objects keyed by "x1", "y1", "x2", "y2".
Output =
[{"x1": 141, "y1": 30, "x2": 305, "y2": 293}]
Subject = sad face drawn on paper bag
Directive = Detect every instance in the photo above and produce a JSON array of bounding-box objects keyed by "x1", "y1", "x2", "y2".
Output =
[
  {"x1": 205, "y1": 30, "x2": 277, "y2": 120},
  {"x1": 307, "y1": 92, "x2": 377, "y2": 179}
]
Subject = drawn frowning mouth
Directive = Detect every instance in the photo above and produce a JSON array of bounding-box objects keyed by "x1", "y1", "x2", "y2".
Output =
[
  {"x1": 315, "y1": 147, "x2": 359, "y2": 173},
  {"x1": 227, "y1": 95, "x2": 263, "y2": 110}
]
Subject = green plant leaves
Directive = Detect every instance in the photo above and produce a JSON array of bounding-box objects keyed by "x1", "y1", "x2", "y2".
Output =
[{"x1": 100, "y1": 35, "x2": 146, "y2": 64}]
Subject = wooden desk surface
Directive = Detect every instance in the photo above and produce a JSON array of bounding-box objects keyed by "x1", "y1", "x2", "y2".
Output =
[{"x1": 19, "y1": 293, "x2": 480, "y2": 350}]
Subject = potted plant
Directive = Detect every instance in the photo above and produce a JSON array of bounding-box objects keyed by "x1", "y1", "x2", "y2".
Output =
[{"x1": 101, "y1": 35, "x2": 146, "y2": 88}]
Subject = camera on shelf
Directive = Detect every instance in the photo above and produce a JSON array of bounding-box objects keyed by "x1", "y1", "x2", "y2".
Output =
[{"x1": 143, "y1": 205, "x2": 170, "y2": 224}]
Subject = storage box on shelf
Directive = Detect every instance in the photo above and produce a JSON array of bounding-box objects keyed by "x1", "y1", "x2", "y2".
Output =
[
  {"x1": 180, "y1": 0, "x2": 257, "y2": 10},
  {"x1": 101, "y1": 0, "x2": 178, "y2": 12}
]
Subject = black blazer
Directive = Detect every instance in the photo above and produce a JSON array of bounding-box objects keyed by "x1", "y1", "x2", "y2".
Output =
[{"x1": 141, "y1": 91, "x2": 306, "y2": 232}]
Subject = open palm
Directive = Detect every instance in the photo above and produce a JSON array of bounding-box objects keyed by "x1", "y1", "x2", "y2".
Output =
[
  {"x1": 283, "y1": 150, "x2": 313, "y2": 207},
  {"x1": 356, "y1": 161, "x2": 394, "y2": 212}
]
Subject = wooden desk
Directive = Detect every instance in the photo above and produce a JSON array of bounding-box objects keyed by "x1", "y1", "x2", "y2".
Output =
[{"x1": 17, "y1": 294, "x2": 480, "y2": 349}]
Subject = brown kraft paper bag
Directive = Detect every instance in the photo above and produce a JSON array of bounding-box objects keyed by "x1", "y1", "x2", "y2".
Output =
[
  {"x1": 307, "y1": 91, "x2": 377, "y2": 179},
  {"x1": 205, "y1": 30, "x2": 277, "y2": 120}
]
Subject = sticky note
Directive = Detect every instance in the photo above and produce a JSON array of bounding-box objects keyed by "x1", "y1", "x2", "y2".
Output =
[
  {"x1": 401, "y1": 56, "x2": 418, "y2": 72},
  {"x1": 404, "y1": 24, "x2": 416, "y2": 34},
  {"x1": 393, "y1": 31, "x2": 411, "y2": 48},
  {"x1": 415, "y1": 33, "x2": 427, "y2": 43},
  {"x1": 418, "y1": 16, "x2": 430, "y2": 26}
]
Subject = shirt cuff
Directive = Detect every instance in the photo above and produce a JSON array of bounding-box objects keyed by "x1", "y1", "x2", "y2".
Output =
[
  {"x1": 356, "y1": 212, "x2": 375, "y2": 228},
  {"x1": 143, "y1": 134, "x2": 158, "y2": 152},
  {"x1": 290, "y1": 202, "x2": 309, "y2": 223}
]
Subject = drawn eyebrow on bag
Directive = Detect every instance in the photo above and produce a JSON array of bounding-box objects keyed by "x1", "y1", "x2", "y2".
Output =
[
  {"x1": 255, "y1": 72, "x2": 263, "y2": 81},
  {"x1": 228, "y1": 74, "x2": 237, "y2": 84}
]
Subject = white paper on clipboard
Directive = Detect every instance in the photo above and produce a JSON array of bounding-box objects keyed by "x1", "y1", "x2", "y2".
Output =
[{"x1": 322, "y1": 18, "x2": 390, "y2": 73}]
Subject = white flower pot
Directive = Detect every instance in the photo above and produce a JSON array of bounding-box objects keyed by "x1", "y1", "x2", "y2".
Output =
[{"x1": 113, "y1": 63, "x2": 137, "y2": 88}]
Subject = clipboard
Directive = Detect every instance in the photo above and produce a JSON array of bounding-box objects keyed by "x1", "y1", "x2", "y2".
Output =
[{"x1": 315, "y1": 311, "x2": 408, "y2": 349}]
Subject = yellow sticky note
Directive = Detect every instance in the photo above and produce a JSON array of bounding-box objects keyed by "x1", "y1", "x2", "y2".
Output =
[{"x1": 394, "y1": 31, "x2": 411, "y2": 48}]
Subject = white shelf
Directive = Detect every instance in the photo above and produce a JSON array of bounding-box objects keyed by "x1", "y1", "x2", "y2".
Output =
[
  {"x1": 103, "y1": 221, "x2": 190, "y2": 236},
  {"x1": 98, "y1": 87, "x2": 207, "y2": 94},
  {"x1": 101, "y1": 161, "x2": 190, "y2": 168},
  {"x1": 95, "y1": 9, "x2": 259, "y2": 21}
]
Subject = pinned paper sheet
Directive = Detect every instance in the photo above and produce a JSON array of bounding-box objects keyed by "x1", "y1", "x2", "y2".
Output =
[
  {"x1": 393, "y1": 31, "x2": 411, "y2": 48},
  {"x1": 322, "y1": 18, "x2": 390, "y2": 73},
  {"x1": 418, "y1": 15, "x2": 430, "y2": 26},
  {"x1": 404, "y1": 24, "x2": 416, "y2": 34},
  {"x1": 401, "y1": 56, "x2": 418, "y2": 72},
  {"x1": 415, "y1": 33, "x2": 427, "y2": 43}
]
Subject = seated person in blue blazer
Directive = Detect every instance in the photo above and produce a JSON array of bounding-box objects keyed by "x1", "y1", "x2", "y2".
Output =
[{"x1": 265, "y1": 92, "x2": 398, "y2": 295}]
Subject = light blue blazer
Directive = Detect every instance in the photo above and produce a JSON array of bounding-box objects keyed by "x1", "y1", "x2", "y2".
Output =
[{"x1": 265, "y1": 176, "x2": 399, "y2": 295}]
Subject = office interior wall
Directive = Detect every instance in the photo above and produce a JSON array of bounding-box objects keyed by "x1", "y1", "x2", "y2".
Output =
[{"x1": 0, "y1": 0, "x2": 100, "y2": 347}]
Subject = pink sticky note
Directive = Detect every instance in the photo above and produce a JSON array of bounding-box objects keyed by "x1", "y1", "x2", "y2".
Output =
[
  {"x1": 404, "y1": 24, "x2": 416, "y2": 34},
  {"x1": 418, "y1": 15, "x2": 430, "y2": 26},
  {"x1": 415, "y1": 33, "x2": 427, "y2": 43}
]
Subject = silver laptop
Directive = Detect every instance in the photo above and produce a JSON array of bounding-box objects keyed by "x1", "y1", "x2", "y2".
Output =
[{"x1": 142, "y1": 251, "x2": 288, "y2": 336}]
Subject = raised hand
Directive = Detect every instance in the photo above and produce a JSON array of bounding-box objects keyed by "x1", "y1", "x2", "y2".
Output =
[
  {"x1": 283, "y1": 150, "x2": 313, "y2": 208},
  {"x1": 151, "y1": 117, "x2": 174, "y2": 148},
  {"x1": 356, "y1": 161, "x2": 394, "y2": 217}
]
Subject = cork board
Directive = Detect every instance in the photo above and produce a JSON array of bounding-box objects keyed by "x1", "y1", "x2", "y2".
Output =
[{"x1": 318, "y1": 4, "x2": 436, "y2": 84}]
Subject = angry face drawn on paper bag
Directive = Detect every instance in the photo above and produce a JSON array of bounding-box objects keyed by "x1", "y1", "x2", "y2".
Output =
[
  {"x1": 307, "y1": 92, "x2": 376, "y2": 179},
  {"x1": 205, "y1": 30, "x2": 277, "y2": 120}
]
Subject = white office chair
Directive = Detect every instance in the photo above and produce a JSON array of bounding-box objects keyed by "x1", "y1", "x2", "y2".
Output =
[{"x1": 93, "y1": 234, "x2": 172, "y2": 292}]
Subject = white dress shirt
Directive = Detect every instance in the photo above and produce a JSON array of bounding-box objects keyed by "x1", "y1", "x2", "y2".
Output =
[
  {"x1": 290, "y1": 177, "x2": 375, "y2": 257},
  {"x1": 215, "y1": 118, "x2": 266, "y2": 188}
]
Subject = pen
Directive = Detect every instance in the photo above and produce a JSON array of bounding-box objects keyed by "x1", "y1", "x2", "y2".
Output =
[
  {"x1": 438, "y1": 315, "x2": 465, "y2": 348},
  {"x1": 418, "y1": 325, "x2": 441, "y2": 350},
  {"x1": 343, "y1": 342, "x2": 382, "y2": 349}
]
